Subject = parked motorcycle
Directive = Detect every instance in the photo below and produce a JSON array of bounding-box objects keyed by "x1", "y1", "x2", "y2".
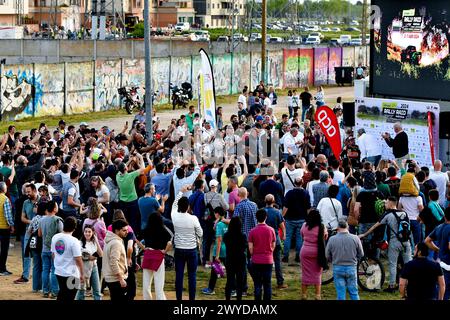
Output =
[
  {"x1": 170, "y1": 82, "x2": 193, "y2": 110},
  {"x1": 118, "y1": 86, "x2": 158, "y2": 114}
]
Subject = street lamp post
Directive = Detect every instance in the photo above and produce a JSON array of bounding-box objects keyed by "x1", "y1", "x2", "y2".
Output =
[
  {"x1": 144, "y1": 0, "x2": 153, "y2": 143},
  {"x1": 261, "y1": 0, "x2": 267, "y2": 84}
]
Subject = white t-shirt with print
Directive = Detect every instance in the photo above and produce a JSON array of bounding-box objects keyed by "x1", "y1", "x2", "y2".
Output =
[{"x1": 51, "y1": 233, "x2": 82, "y2": 278}]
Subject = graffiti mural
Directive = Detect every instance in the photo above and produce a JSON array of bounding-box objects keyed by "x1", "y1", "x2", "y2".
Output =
[
  {"x1": 66, "y1": 61, "x2": 94, "y2": 114},
  {"x1": 250, "y1": 52, "x2": 262, "y2": 90},
  {"x1": 299, "y1": 49, "x2": 314, "y2": 88},
  {"x1": 152, "y1": 57, "x2": 170, "y2": 105},
  {"x1": 122, "y1": 59, "x2": 145, "y2": 104},
  {"x1": 343, "y1": 47, "x2": 356, "y2": 67},
  {"x1": 267, "y1": 51, "x2": 284, "y2": 89},
  {"x1": 34, "y1": 63, "x2": 64, "y2": 117},
  {"x1": 212, "y1": 54, "x2": 231, "y2": 96},
  {"x1": 170, "y1": 56, "x2": 191, "y2": 89},
  {"x1": 95, "y1": 60, "x2": 121, "y2": 112},
  {"x1": 284, "y1": 49, "x2": 299, "y2": 88},
  {"x1": 328, "y1": 48, "x2": 343, "y2": 85},
  {"x1": 0, "y1": 65, "x2": 43, "y2": 120},
  {"x1": 314, "y1": 48, "x2": 329, "y2": 86},
  {"x1": 191, "y1": 55, "x2": 201, "y2": 99},
  {"x1": 231, "y1": 53, "x2": 250, "y2": 94}
]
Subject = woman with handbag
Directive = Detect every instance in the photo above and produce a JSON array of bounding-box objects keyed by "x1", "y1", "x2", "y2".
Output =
[
  {"x1": 300, "y1": 209, "x2": 328, "y2": 300},
  {"x1": 142, "y1": 213, "x2": 172, "y2": 300}
]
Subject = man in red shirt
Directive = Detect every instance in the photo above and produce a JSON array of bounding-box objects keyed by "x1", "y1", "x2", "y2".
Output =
[{"x1": 248, "y1": 209, "x2": 276, "y2": 301}]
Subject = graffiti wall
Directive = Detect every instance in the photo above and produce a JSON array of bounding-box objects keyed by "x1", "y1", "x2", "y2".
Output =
[
  {"x1": 284, "y1": 49, "x2": 299, "y2": 88},
  {"x1": 170, "y1": 56, "x2": 191, "y2": 89},
  {"x1": 231, "y1": 53, "x2": 250, "y2": 94},
  {"x1": 267, "y1": 51, "x2": 283, "y2": 89},
  {"x1": 0, "y1": 46, "x2": 367, "y2": 121},
  {"x1": 328, "y1": 48, "x2": 343, "y2": 85},
  {"x1": 95, "y1": 59, "x2": 121, "y2": 112},
  {"x1": 0, "y1": 65, "x2": 41, "y2": 120},
  {"x1": 250, "y1": 51, "x2": 262, "y2": 90},
  {"x1": 66, "y1": 61, "x2": 94, "y2": 114},
  {"x1": 152, "y1": 57, "x2": 170, "y2": 105},
  {"x1": 314, "y1": 48, "x2": 329, "y2": 86},
  {"x1": 212, "y1": 54, "x2": 231, "y2": 96},
  {"x1": 34, "y1": 63, "x2": 64, "y2": 117},
  {"x1": 299, "y1": 49, "x2": 314, "y2": 88},
  {"x1": 342, "y1": 47, "x2": 356, "y2": 67}
]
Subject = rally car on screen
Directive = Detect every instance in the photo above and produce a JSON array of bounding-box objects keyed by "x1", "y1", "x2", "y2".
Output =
[{"x1": 400, "y1": 45, "x2": 422, "y2": 65}]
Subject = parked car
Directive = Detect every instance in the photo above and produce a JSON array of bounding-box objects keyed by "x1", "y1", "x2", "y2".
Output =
[
  {"x1": 233, "y1": 33, "x2": 248, "y2": 42},
  {"x1": 309, "y1": 32, "x2": 324, "y2": 40},
  {"x1": 217, "y1": 35, "x2": 229, "y2": 42},
  {"x1": 346, "y1": 27, "x2": 360, "y2": 32},
  {"x1": 338, "y1": 34, "x2": 352, "y2": 45},
  {"x1": 349, "y1": 38, "x2": 362, "y2": 46},
  {"x1": 192, "y1": 30, "x2": 210, "y2": 42},
  {"x1": 249, "y1": 33, "x2": 262, "y2": 42},
  {"x1": 269, "y1": 37, "x2": 283, "y2": 43},
  {"x1": 305, "y1": 36, "x2": 321, "y2": 45},
  {"x1": 329, "y1": 38, "x2": 340, "y2": 46},
  {"x1": 320, "y1": 27, "x2": 331, "y2": 32},
  {"x1": 331, "y1": 27, "x2": 341, "y2": 32},
  {"x1": 288, "y1": 35, "x2": 303, "y2": 45},
  {"x1": 175, "y1": 22, "x2": 190, "y2": 32},
  {"x1": 350, "y1": 20, "x2": 360, "y2": 26}
]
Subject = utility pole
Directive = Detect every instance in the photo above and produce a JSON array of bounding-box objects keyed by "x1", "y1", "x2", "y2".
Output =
[
  {"x1": 361, "y1": 0, "x2": 368, "y2": 65},
  {"x1": 144, "y1": 0, "x2": 153, "y2": 143},
  {"x1": 261, "y1": 0, "x2": 267, "y2": 84}
]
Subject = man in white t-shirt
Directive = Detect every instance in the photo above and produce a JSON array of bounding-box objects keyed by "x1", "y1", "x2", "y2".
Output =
[
  {"x1": 51, "y1": 216, "x2": 84, "y2": 301},
  {"x1": 238, "y1": 88, "x2": 248, "y2": 110},
  {"x1": 398, "y1": 195, "x2": 424, "y2": 246},
  {"x1": 262, "y1": 93, "x2": 271, "y2": 110},
  {"x1": 281, "y1": 155, "x2": 304, "y2": 195},
  {"x1": 429, "y1": 160, "x2": 450, "y2": 207},
  {"x1": 330, "y1": 159, "x2": 345, "y2": 185}
]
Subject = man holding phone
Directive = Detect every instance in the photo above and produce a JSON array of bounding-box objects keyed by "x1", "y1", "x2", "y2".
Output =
[{"x1": 382, "y1": 122, "x2": 409, "y2": 167}]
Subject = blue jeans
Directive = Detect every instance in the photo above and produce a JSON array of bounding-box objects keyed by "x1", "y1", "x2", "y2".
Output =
[
  {"x1": 252, "y1": 264, "x2": 273, "y2": 301},
  {"x1": 21, "y1": 234, "x2": 31, "y2": 280},
  {"x1": 366, "y1": 155, "x2": 381, "y2": 168},
  {"x1": 31, "y1": 250, "x2": 42, "y2": 291},
  {"x1": 333, "y1": 265, "x2": 359, "y2": 300},
  {"x1": 274, "y1": 244, "x2": 284, "y2": 285},
  {"x1": 41, "y1": 251, "x2": 59, "y2": 295},
  {"x1": 76, "y1": 264, "x2": 102, "y2": 300},
  {"x1": 288, "y1": 106, "x2": 294, "y2": 118},
  {"x1": 174, "y1": 248, "x2": 198, "y2": 300},
  {"x1": 283, "y1": 219, "x2": 305, "y2": 260},
  {"x1": 301, "y1": 105, "x2": 309, "y2": 122},
  {"x1": 410, "y1": 220, "x2": 423, "y2": 248}
]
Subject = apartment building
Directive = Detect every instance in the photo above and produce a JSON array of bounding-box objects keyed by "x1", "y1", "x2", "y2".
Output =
[
  {"x1": 193, "y1": 0, "x2": 245, "y2": 28},
  {"x1": 151, "y1": 0, "x2": 195, "y2": 27},
  {"x1": 0, "y1": 0, "x2": 29, "y2": 25}
]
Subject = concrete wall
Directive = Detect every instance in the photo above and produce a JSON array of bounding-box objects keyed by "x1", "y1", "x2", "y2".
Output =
[
  {"x1": 0, "y1": 44, "x2": 367, "y2": 121},
  {"x1": 0, "y1": 39, "x2": 369, "y2": 65}
]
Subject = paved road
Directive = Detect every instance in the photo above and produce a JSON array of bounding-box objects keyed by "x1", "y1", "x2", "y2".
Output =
[{"x1": 87, "y1": 86, "x2": 355, "y2": 131}]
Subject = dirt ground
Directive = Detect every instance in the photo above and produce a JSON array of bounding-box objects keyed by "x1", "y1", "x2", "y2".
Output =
[
  {"x1": 88, "y1": 86, "x2": 355, "y2": 132},
  {"x1": 0, "y1": 86, "x2": 355, "y2": 300}
]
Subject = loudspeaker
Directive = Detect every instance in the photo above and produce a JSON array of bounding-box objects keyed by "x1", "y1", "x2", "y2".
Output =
[
  {"x1": 440, "y1": 112, "x2": 450, "y2": 139},
  {"x1": 335, "y1": 67, "x2": 354, "y2": 85},
  {"x1": 342, "y1": 102, "x2": 355, "y2": 127}
]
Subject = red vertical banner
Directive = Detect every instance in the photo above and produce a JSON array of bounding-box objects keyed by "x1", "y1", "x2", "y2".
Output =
[
  {"x1": 428, "y1": 112, "x2": 435, "y2": 165},
  {"x1": 315, "y1": 106, "x2": 342, "y2": 159}
]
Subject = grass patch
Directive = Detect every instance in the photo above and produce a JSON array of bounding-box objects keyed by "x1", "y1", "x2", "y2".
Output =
[{"x1": 136, "y1": 262, "x2": 400, "y2": 300}]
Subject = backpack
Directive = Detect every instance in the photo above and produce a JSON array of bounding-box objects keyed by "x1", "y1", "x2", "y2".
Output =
[
  {"x1": 44, "y1": 216, "x2": 63, "y2": 249},
  {"x1": 374, "y1": 197, "x2": 386, "y2": 218},
  {"x1": 390, "y1": 210, "x2": 411, "y2": 243}
]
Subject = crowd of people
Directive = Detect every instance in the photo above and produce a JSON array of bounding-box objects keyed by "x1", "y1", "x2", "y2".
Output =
[{"x1": 0, "y1": 81, "x2": 449, "y2": 302}]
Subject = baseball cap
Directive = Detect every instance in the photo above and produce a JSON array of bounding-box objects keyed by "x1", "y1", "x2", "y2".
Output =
[
  {"x1": 209, "y1": 179, "x2": 219, "y2": 188},
  {"x1": 256, "y1": 115, "x2": 264, "y2": 121},
  {"x1": 80, "y1": 122, "x2": 89, "y2": 127}
]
